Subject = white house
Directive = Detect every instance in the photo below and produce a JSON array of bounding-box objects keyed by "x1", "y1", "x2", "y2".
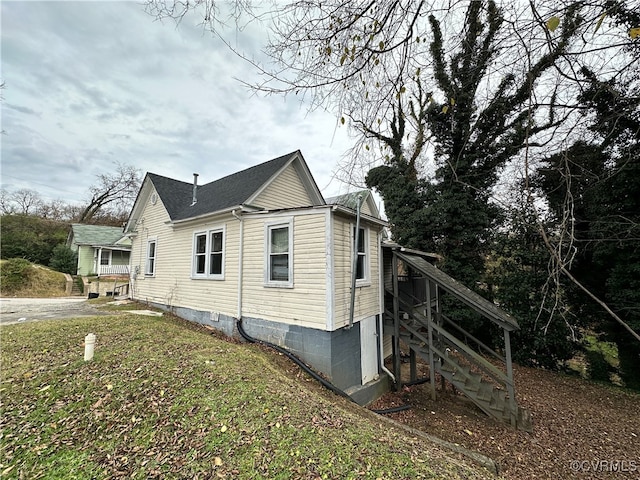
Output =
[{"x1": 124, "y1": 151, "x2": 389, "y2": 403}]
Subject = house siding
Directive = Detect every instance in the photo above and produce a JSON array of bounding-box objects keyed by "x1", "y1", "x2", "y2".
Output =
[
  {"x1": 77, "y1": 246, "x2": 95, "y2": 276},
  {"x1": 130, "y1": 189, "x2": 240, "y2": 318},
  {"x1": 332, "y1": 215, "x2": 382, "y2": 329},
  {"x1": 252, "y1": 164, "x2": 313, "y2": 209},
  {"x1": 360, "y1": 200, "x2": 375, "y2": 217},
  {"x1": 241, "y1": 212, "x2": 327, "y2": 329}
]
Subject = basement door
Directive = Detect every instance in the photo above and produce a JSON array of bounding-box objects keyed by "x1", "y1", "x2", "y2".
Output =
[{"x1": 360, "y1": 316, "x2": 379, "y2": 384}]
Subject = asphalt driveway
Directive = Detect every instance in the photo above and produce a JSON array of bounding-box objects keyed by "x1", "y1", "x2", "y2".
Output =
[{"x1": 0, "y1": 297, "x2": 110, "y2": 325}]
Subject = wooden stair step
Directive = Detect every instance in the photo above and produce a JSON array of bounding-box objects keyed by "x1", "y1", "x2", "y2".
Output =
[
  {"x1": 387, "y1": 310, "x2": 533, "y2": 431},
  {"x1": 476, "y1": 382, "x2": 494, "y2": 402},
  {"x1": 489, "y1": 389, "x2": 507, "y2": 412}
]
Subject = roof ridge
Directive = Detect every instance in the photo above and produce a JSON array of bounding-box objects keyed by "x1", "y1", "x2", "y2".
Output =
[
  {"x1": 147, "y1": 150, "x2": 301, "y2": 222},
  {"x1": 200, "y1": 150, "x2": 299, "y2": 188},
  {"x1": 147, "y1": 171, "x2": 192, "y2": 185}
]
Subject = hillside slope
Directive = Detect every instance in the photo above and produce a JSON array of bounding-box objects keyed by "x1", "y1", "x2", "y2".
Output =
[{"x1": 1, "y1": 312, "x2": 492, "y2": 479}]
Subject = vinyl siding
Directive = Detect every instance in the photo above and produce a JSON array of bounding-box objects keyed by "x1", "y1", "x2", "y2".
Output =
[
  {"x1": 360, "y1": 199, "x2": 375, "y2": 217},
  {"x1": 130, "y1": 189, "x2": 381, "y2": 332},
  {"x1": 332, "y1": 215, "x2": 382, "y2": 329},
  {"x1": 130, "y1": 189, "x2": 240, "y2": 318},
  {"x1": 252, "y1": 164, "x2": 314, "y2": 209},
  {"x1": 241, "y1": 212, "x2": 327, "y2": 328},
  {"x1": 77, "y1": 246, "x2": 95, "y2": 276}
]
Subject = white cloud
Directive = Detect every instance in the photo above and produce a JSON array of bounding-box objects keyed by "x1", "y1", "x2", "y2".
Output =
[{"x1": 1, "y1": 1, "x2": 356, "y2": 204}]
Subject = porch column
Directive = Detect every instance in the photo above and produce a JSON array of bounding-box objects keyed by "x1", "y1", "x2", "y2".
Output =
[{"x1": 96, "y1": 247, "x2": 102, "y2": 276}]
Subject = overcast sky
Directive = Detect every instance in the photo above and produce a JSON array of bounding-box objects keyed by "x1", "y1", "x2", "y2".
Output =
[{"x1": 1, "y1": 1, "x2": 356, "y2": 205}]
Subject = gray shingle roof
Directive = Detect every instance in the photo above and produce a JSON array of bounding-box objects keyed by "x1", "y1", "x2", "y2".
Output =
[
  {"x1": 326, "y1": 190, "x2": 371, "y2": 210},
  {"x1": 148, "y1": 151, "x2": 298, "y2": 221},
  {"x1": 70, "y1": 224, "x2": 126, "y2": 246}
]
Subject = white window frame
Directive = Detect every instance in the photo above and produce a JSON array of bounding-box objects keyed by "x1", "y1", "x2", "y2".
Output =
[
  {"x1": 145, "y1": 238, "x2": 157, "y2": 276},
  {"x1": 100, "y1": 249, "x2": 112, "y2": 266},
  {"x1": 191, "y1": 226, "x2": 225, "y2": 280},
  {"x1": 264, "y1": 218, "x2": 294, "y2": 288},
  {"x1": 352, "y1": 225, "x2": 370, "y2": 287}
]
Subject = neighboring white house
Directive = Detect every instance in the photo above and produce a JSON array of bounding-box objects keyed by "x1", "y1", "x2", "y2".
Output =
[{"x1": 124, "y1": 151, "x2": 389, "y2": 403}]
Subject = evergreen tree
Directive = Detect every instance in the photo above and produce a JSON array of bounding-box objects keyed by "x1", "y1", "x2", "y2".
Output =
[
  {"x1": 489, "y1": 204, "x2": 578, "y2": 368},
  {"x1": 0, "y1": 215, "x2": 69, "y2": 266},
  {"x1": 49, "y1": 244, "x2": 78, "y2": 275},
  {"x1": 536, "y1": 70, "x2": 640, "y2": 387}
]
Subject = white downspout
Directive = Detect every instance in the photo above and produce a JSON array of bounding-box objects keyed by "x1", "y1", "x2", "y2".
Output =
[
  {"x1": 232, "y1": 209, "x2": 244, "y2": 319},
  {"x1": 348, "y1": 194, "x2": 363, "y2": 330},
  {"x1": 377, "y1": 230, "x2": 395, "y2": 382}
]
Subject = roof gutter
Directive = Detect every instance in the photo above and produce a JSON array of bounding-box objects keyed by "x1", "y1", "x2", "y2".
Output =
[
  {"x1": 167, "y1": 205, "x2": 245, "y2": 226},
  {"x1": 332, "y1": 204, "x2": 388, "y2": 227}
]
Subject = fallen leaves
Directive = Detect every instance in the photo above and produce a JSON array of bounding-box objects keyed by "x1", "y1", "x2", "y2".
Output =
[{"x1": 369, "y1": 361, "x2": 640, "y2": 480}]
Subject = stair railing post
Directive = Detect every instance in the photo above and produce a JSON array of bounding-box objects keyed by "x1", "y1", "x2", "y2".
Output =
[
  {"x1": 392, "y1": 252, "x2": 402, "y2": 389},
  {"x1": 426, "y1": 280, "x2": 436, "y2": 400},
  {"x1": 504, "y1": 328, "x2": 517, "y2": 427},
  {"x1": 434, "y1": 284, "x2": 445, "y2": 392}
]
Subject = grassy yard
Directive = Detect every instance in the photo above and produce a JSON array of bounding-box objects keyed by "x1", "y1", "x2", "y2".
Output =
[{"x1": 0, "y1": 311, "x2": 490, "y2": 479}]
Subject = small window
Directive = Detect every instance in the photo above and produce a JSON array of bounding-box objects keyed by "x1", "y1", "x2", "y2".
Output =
[
  {"x1": 100, "y1": 249, "x2": 111, "y2": 266},
  {"x1": 353, "y1": 226, "x2": 369, "y2": 284},
  {"x1": 194, "y1": 233, "x2": 207, "y2": 275},
  {"x1": 146, "y1": 239, "x2": 157, "y2": 276},
  {"x1": 192, "y1": 227, "x2": 225, "y2": 279},
  {"x1": 210, "y1": 231, "x2": 223, "y2": 275},
  {"x1": 265, "y1": 220, "x2": 293, "y2": 287}
]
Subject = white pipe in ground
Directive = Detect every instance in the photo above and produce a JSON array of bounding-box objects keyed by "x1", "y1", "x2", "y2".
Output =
[{"x1": 84, "y1": 333, "x2": 96, "y2": 361}]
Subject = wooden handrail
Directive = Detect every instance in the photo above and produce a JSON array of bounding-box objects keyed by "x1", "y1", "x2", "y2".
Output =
[
  {"x1": 439, "y1": 313, "x2": 505, "y2": 362},
  {"x1": 430, "y1": 321, "x2": 511, "y2": 390}
]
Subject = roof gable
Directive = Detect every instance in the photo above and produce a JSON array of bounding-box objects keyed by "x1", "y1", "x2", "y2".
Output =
[
  {"x1": 130, "y1": 151, "x2": 324, "y2": 226},
  {"x1": 326, "y1": 190, "x2": 381, "y2": 218}
]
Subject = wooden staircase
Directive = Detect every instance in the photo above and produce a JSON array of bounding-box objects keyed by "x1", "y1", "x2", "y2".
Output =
[
  {"x1": 382, "y1": 246, "x2": 532, "y2": 432},
  {"x1": 394, "y1": 319, "x2": 532, "y2": 431}
]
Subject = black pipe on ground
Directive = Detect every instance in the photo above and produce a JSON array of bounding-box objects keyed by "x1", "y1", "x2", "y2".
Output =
[
  {"x1": 234, "y1": 319, "x2": 410, "y2": 416},
  {"x1": 404, "y1": 377, "x2": 430, "y2": 387}
]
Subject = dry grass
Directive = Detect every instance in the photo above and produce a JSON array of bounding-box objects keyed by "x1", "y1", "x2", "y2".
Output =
[{"x1": 0, "y1": 260, "x2": 68, "y2": 298}]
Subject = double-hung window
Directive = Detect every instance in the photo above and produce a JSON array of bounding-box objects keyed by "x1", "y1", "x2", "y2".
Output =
[
  {"x1": 100, "y1": 249, "x2": 111, "y2": 266},
  {"x1": 265, "y1": 219, "x2": 293, "y2": 287},
  {"x1": 353, "y1": 226, "x2": 369, "y2": 285},
  {"x1": 192, "y1": 227, "x2": 225, "y2": 279},
  {"x1": 146, "y1": 239, "x2": 157, "y2": 276}
]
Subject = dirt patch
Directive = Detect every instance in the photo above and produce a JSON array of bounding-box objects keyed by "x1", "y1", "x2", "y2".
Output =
[
  {"x1": 0, "y1": 298, "x2": 117, "y2": 325},
  {"x1": 369, "y1": 362, "x2": 640, "y2": 479}
]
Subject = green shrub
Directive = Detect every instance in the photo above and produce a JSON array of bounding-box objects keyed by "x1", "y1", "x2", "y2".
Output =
[
  {"x1": 0, "y1": 258, "x2": 34, "y2": 293},
  {"x1": 49, "y1": 244, "x2": 77, "y2": 275},
  {"x1": 585, "y1": 349, "x2": 612, "y2": 383}
]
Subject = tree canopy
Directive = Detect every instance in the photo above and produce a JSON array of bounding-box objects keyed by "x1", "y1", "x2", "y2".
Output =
[{"x1": 145, "y1": 0, "x2": 640, "y2": 373}]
